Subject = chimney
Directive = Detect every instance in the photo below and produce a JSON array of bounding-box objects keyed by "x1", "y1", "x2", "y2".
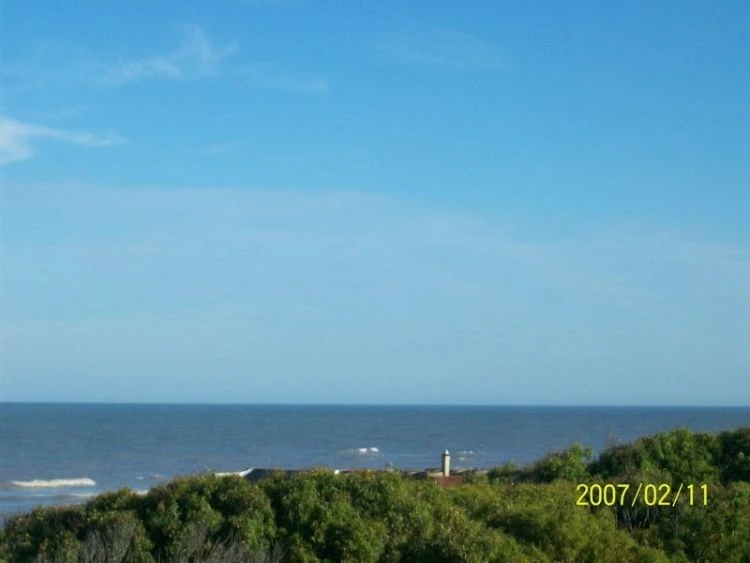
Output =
[{"x1": 441, "y1": 449, "x2": 451, "y2": 477}]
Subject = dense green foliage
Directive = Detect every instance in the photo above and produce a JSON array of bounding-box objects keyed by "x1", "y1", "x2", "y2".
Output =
[{"x1": 1, "y1": 427, "x2": 748, "y2": 562}]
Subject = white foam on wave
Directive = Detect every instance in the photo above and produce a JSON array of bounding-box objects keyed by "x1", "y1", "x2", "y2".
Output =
[
  {"x1": 9, "y1": 478, "x2": 96, "y2": 489},
  {"x1": 339, "y1": 447, "x2": 381, "y2": 456},
  {"x1": 215, "y1": 467, "x2": 254, "y2": 478},
  {"x1": 51, "y1": 492, "x2": 98, "y2": 500}
]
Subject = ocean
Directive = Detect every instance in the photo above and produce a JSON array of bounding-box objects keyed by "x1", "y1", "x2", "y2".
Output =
[{"x1": 1, "y1": 404, "x2": 749, "y2": 522}]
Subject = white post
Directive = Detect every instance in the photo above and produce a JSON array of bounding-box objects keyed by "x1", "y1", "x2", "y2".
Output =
[{"x1": 441, "y1": 449, "x2": 451, "y2": 477}]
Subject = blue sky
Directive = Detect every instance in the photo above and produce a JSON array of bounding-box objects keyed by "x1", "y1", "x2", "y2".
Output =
[{"x1": 1, "y1": 0, "x2": 748, "y2": 404}]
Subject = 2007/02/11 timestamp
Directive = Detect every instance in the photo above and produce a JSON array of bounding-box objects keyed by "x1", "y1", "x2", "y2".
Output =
[{"x1": 576, "y1": 483, "x2": 709, "y2": 507}]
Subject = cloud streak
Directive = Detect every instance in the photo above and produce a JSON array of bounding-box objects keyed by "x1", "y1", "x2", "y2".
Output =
[
  {"x1": 236, "y1": 64, "x2": 329, "y2": 94},
  {"x1": 189, "y1": 141, "x2": 250, "y2": 155},
  {"x1": 99, "y1": 25, "x2": 238, "y2": 85},
  {"x1": 4, "y1": 24, "x2": 328, "y2": 96},
  {"x1": 0, "y1": 116, "x2": 125, "y2": 166},
  {"x1": 377, "y1": 27, "x2": 508, "y2": 71}
]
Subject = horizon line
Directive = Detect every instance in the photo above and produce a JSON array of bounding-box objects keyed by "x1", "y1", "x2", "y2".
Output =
[{"x1": 1, "y1": 401, "x2": 748, "y2": 408}]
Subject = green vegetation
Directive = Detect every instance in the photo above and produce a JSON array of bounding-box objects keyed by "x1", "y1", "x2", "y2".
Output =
[{"x1": 1, "y1": 427, "x2": 749, "y2": 562}]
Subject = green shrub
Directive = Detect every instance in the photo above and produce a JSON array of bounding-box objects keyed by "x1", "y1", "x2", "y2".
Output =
[
  {"x1": 137, "y1": 474, "x2": 276, "y2": 561},
  {"x1": 590, "y1": 428, "x2": 720, "y2": 486},
  {"x1": 2, "y1": 427, "x2": 748, "y2": 562},
  {"x1": 717, "y1": 428, "x2": 750, "y2": 483},
  {"x1": 528, "y1": 444, "x2": 593, "y2": 483}
]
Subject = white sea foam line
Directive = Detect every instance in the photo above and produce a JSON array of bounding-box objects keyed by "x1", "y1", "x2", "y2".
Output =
[
  {"x1": 51, "y1": 492, "x2": 98, "y2": 500},
  {"x1": 10, "y1": 478, "x2": 96, "y2": 489},
  {"x1": 338, "y1": 447, "x2": 381, "y2": 456},
  {"x1": 216, "y1": 467, "x2": 255, "y2": 478}
]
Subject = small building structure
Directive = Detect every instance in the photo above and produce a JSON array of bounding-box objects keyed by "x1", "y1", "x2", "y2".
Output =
[{"x1": 216, "y1": 451, "x2": 478, "y2": 487}]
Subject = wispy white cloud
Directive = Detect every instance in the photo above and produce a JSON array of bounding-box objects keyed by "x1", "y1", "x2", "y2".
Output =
[
  {"x1": 26, "y1": 105, "x2": 90, "y2": 122},
  {"x1": 377, "y1": 27, "x2": 508, "y2": 71},
  {"x1": 5, "y1": 184, "x2": 747, "y2": 305},
  {"x1": 0, "y1": 41, "x2": 97, "y2": 94},
  {"x1": 237, "y1": 63, "x2": 329, "y2": 94},
  {"x1": 189, "y1": 141, "x2": 250, "y2": 155},
  {"x1": 3, "y1": 25, "x2": 328, "y2": 96},
  {"x1": 0, "y1": 115, "x2": 125, "y2": 166},
  {"x1": 99, "y1": 25, "x2": 238, "y2": 85}
]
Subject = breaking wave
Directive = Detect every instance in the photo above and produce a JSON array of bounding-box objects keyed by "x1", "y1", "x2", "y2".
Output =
[
  {"x1": 7, "y1": 478, "x2": 96, "y2": 489},
  {"x1": 50, "y1": 492, "x2": 98, "y2": 500},
  {"x1": 215, "y1": 467, "x2": 254, "y2": 478},
  {"x1": 337, "y1": 447, "x2": 381, "y2": 456}
]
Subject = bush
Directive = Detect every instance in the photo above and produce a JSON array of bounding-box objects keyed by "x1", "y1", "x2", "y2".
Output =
[
  {"x1": 527, "y1": 444, "x2": 593, "y2": 483},
  {"x1": 136, "y1": 474, "x2": 276, "y2": 561},
  {"x1": 717, "y1": 428, "x2": 750, "y2": 483},
  {"x1": 590, "y1": 427, "x2": 720, "y2": 486},
  {"x1": 2, "y1": 427, "x2": 748, "y2": 562}
]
